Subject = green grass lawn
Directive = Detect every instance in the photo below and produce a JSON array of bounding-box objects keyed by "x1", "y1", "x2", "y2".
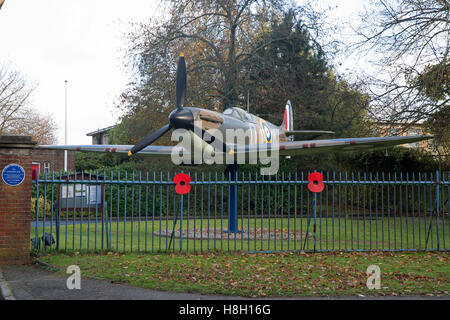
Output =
[
  {"x1": 39, "y1": 251, "x2": 449, "y2": 297},
  {"x1": 32, "y1": 216, "x2": 450, "y2": 253}
]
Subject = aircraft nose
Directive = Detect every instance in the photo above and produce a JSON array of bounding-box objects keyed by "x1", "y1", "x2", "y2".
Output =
[{"x1": 169, "y1": 107, "x2": 195, "y2": 130}]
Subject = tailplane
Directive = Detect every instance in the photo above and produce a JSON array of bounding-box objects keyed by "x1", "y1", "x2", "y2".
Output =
[{"x1": 280, "y1": 100, "x2": 335, "y2": 139}]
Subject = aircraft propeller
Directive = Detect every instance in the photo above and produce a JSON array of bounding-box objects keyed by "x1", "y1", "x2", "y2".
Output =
[
  {"x1": 129, "y1": 54, "x2": 191, "y2": 156},
  {"x1": 129, "y1": 53, "x2": 231, "y2": 157}
]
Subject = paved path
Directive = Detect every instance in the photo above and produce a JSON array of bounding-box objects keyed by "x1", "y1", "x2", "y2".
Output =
[
  {"x1": 0, "y1": 264, "x2": 248, "y2": 300},
  {"x1": 1, "y1": 264, "x2": 449, "y2": 300}
]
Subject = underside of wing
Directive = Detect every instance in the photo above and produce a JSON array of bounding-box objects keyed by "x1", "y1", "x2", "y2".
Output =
[
  {"x1": 277, "y1": 135, "x2": 433, "y2": 156},
  {"x1": 38, "y1": 144, "x2": 185, "y2": 158}
]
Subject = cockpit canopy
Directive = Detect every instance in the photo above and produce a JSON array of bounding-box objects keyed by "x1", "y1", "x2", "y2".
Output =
[{"x1": 223, "y1": 107, "x2": 253, "y2": 122}]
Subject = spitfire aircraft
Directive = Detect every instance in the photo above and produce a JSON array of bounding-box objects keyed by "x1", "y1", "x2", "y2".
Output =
[{"x1": 40, "y1": 54, "x2": 433, "y2": 168}]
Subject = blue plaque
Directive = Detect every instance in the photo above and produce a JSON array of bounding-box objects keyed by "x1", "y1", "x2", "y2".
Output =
[{"x1": 2, "y1": 164, "x2": 25, "y2": 186}]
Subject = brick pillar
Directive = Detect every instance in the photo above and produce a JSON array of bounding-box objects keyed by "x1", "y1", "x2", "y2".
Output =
[{"x1": 0, "y1": 136, "x2": 36, "y2": 265}]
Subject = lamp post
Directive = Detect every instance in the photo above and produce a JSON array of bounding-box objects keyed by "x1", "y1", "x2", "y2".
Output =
[{"x1": 64, "y1": 80, "x2": 68, "y2": 172}]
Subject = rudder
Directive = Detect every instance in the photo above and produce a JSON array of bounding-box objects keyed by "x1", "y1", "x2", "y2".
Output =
[{"x1": 280, "y1": 100, "x2": 293, "y2": 131}]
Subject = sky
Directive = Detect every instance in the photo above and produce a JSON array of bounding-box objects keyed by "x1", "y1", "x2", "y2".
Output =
[{"x1": 0, "y1": 0, "x2": 369, "y2": 145}]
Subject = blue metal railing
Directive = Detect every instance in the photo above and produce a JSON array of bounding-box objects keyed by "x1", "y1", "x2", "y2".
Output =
[{"x1": 31, "y1": 170, "x2": 449, "y2": 253}]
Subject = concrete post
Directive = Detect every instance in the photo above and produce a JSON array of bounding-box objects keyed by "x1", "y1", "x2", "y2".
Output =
[{"x1": 0, "y1": 136, "x2": 36, "y2": 265}]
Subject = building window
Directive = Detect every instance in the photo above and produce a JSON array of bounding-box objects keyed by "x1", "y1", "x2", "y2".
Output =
[{"x1": 44, "y1": 162, "x2": 50, "y2": 173}]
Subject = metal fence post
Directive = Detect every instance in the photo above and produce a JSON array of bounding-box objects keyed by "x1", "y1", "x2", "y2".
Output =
[
  {"x1": 104, "y1": 201, "x2": 110, "y2": 250},
  {"x1": 180, "y1": 193, "x2": 183, "y2": 251},
  {"x1": 313, "y1": 192, "x2": 317, "y2": 252},
  {"x1": 227, "y1": 164, "x2": 239, "y2": 233},
  {"x1": 436, "y1": 170, "x2": 440, "y2": 250}
]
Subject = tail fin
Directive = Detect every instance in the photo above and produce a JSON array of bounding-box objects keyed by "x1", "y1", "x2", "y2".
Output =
[{"x1": 280, "y1": 100, "x2": 293, "y2": 132}]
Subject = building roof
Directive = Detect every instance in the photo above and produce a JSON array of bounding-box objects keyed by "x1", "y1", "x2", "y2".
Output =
[{"x1": 86, "y1": 125, "x2": 116, "y2": 137}]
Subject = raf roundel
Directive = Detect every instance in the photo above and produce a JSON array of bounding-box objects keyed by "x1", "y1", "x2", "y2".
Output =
[{"x1": 261, "y1": 121, "x2": 272, "y2": 143}]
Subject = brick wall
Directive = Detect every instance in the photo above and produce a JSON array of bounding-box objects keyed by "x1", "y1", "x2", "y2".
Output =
[
  {"x1": 31, "y1": 149, "x2": 75, "y2": 173},
  {"x1": 0, "y1": 136, "x2": 36, "y2": 265}
]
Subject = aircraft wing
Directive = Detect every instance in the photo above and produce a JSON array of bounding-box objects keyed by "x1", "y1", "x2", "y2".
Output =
[
  {"x1": 230, "y1": 135, "x2": 433, "y2": 155},
  {"x1": 40, "y1": 135, "x2": 432, "y2": 160},
  {"x1": 38, "y1": 144, "x2": 186, "y2": 158},
  {"x1": 276, "y1": 135, "x2": 433, "y2": 156}
]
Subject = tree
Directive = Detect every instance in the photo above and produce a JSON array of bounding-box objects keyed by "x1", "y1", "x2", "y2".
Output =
[
  {"x1": 424, "y1": 105, "x2": 449, "y2": 157},
  {"x1": 6, "y1": 107, "x2": 58, "y2": 144},
  {"x1": 116, "y1": 0, "x2": 327, "y2": 145},
  {"x1": 239, "y1": 12, "x2": 372, "y2": 172},
  {"x1": 246, "y1": 12, "x2": 370, "y2": 135},
  {"x1": 0, "y1": 64, "x2": 57, "y2": 144},
  {"x1": 356, "y1": 0, "x2": 449, "y2": 132},
  {"x1": 417, "y1": 60, "x2": 449, "y2": 155},
  {"x1": 130, "y1": 0, "x2": 303, "y2": 110},
  {"x1": 0, "y1": 65, "x2": 34, "y2": 133},
  {"x1": 114, "y1": 7, "x2": 373, "y2": 172}
]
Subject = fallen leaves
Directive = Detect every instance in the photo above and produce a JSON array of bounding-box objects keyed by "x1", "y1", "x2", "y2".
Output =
[{"x1": 41, "y1": 250, "x2": 450, "y2": 298}]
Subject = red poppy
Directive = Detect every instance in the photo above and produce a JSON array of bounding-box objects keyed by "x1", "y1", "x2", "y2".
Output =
[
  {"x1": 173, "y1": 173, "x2": 191, "y2": 194},
  {"x1": 308, "y1": 172, "x2": 324, "y2": 193}
]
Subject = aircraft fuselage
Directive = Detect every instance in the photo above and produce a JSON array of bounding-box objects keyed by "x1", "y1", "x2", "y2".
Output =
[{"x1": 178, "y1": 106, "x2": 288, "y2": 146}]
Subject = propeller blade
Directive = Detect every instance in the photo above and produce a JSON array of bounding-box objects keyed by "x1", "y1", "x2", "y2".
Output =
[
  {"x1": 193, "y1": 124, "x2": 232, "y2": 155},
  {"x1": 176, "y1": 53, "x2": 186, "y2": 109},
  {"x1": 128, "y1": 124, "x2": 171, "y2": 156}
]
